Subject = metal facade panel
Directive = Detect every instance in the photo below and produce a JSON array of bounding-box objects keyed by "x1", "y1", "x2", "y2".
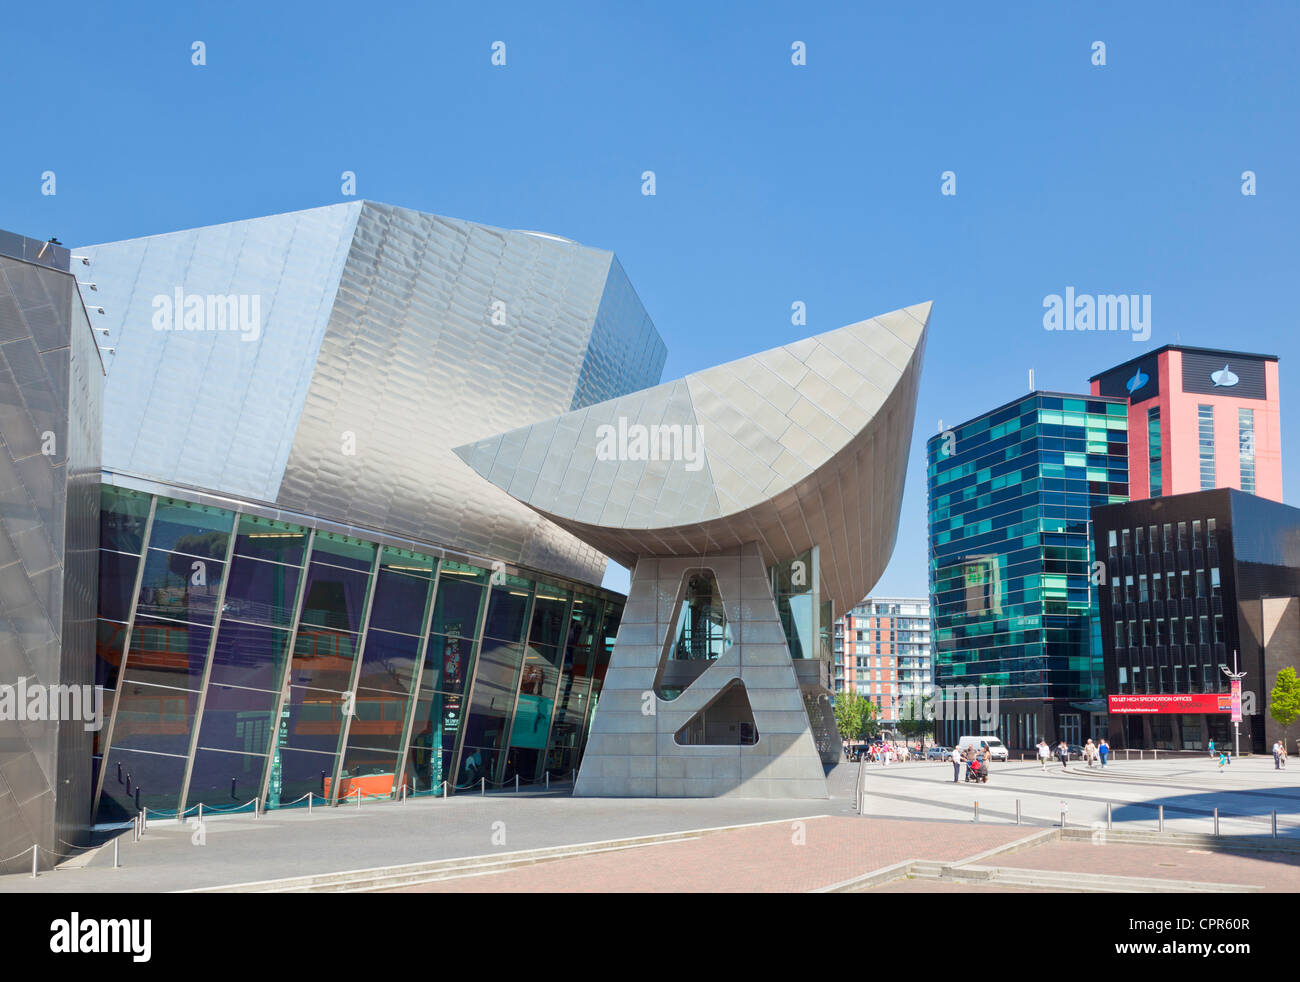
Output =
[
  {"x1": 75, "y1": 203, "x2": 362, "y2": 502},
  {"x1": 274, "y1": 203, "x2": 663, "y2": 584},
  {"x1": 0, "y1": 256, "x2": 102, "y2": 872}
]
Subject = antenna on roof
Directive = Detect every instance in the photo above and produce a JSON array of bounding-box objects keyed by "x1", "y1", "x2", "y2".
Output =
[{"x1": 1028, "y1": 368, "x2": 1035, "y2": 392}]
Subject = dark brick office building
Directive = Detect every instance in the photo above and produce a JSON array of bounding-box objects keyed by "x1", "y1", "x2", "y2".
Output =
[{"x1": 1091, "y1": 488, "x2": 1300, "y2": 754}]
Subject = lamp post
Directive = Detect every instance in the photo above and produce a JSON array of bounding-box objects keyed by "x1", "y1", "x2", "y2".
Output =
[{"x1": 1222, "y1": 649, "x2": 1246, "y2": 760}]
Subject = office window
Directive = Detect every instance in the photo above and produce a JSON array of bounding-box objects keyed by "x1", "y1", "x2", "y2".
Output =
[
  {"x1": 1192, "y1": 520, "x2": 1202, "y2": 549},
  {"x1": 1178, "y1": 522, "x2": 1188, "y2": 550},
  {"x1": 1136, "y1": 527, "x2": 1146, "y2": 553},
  {"x1": 1210, "y1": 567, "x2": 1221, "y2": 598},
  {"x1": 1162, "y1": 523, "x2": 1173, "y2": 552},
  {"x1": 1108, "y1": 529, "x2": 1117, "y2": 549},
  {"x1": 1198, "y1": 405, "x2": 1215, "y2": 489},
  {"x1": 1239, "y1": 408, "x2": 1256, "y2": 494},
  {"x1": 1147, "y1": 407, "x2": 1162, "y2": 497}
]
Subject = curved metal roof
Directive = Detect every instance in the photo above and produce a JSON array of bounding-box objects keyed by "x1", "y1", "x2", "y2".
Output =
[{"x1": 454, "y1": 301, "x2": 930, "y2": 610}]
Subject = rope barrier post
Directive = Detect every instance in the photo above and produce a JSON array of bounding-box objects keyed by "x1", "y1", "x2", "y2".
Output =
[
  {"x1": 442, "y1": 780, "x2": 447, "y2": 798},
  {"x1": 546, "y1": 772, "x2": 549, "y2": 790},
  {"x1": 254, "y1": 796, "x2": 260, "y2": 819},
  {"x1": 198, "y1": 802, "x2": 203, "y2": 824},
  {"x1": 113, "y1": 838, "x2": 119, "y2": 869},
  {"x1": 480, "y1": 777, "x2": 485, "y2": 796},
  {"x1": 31, "y1": 844, "x2": 38, "y2": 878},
  {"x1": 973, "y1": 801, "x2": 979, "y2": 823},
  {"x1": 1214, "y1": 807, "x2": 1220, "y2": 837},
  {"x1": 515, "y1": 774, "x2": 519, "y2": 793},
  {"x1": 142, "y1": 806, "x2": 147, "y2": 834},
  {"x1": 307, "y1": 792, "x2": 313, "y2": 816},
  {"x1": 356, "y1": 788, "x2": 362, "y2": 809}
]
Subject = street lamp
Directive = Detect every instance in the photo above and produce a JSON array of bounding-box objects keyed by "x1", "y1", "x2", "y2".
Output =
[{"x1": 1221, "y1": 649, "x2": 1246, "y2": 760}]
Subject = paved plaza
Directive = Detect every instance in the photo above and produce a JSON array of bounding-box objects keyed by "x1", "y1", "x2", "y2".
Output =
[{"x1": 0, "y1": 758, "x2": 1296, "y2": 893}]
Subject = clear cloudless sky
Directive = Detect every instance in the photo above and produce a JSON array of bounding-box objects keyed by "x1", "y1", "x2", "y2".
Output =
[{"x1": 4, "y1": 1, "x2": 1297, "y2": 598}]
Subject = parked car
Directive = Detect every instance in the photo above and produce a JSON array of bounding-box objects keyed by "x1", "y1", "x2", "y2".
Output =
[
  {"x1": 927, "y1": 745, "x2": 950, "y2": 760},
  {"x1": 1067, "y1": 743, "x2": 1085, "y2": 759}
]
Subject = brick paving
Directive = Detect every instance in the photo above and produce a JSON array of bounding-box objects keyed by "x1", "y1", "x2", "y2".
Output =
[
  {"x1": 994, "y1": 840, "x2": 1300, "y2": 892},
  {"x1": 388, "y1": 817, "x2": 1034, "y2": 892}
]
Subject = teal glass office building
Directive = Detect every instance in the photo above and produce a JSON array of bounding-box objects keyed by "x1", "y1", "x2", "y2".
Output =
[{"x1": 926, "y1": 392, "x2": 1129, "y2": 749}]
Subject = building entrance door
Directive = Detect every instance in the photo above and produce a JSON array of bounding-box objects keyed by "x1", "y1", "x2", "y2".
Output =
[{"x1": 1059, "y1": 713, "x2": 1081, "y2": 746}]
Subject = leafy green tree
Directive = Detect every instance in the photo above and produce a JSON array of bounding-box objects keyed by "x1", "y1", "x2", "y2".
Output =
[
  {"x1": 896, "y1": 698, "x2": 932, "y2": 746},
  {"x1": 1269, "y1": 667, "x2": 1300, "y2": 750},
  {"x1": 833, "y1": 690, "x2": 879, "y2": 744}
]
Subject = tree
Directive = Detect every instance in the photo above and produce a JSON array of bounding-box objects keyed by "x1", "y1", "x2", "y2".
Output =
[
  {"x1": 896, "y1": 698, "x2": 932, "y2": 746},
  {"x1": 1269, "y1": 667, "x2": 1300, "y2": 750},
  {"x1": 832, "y1": 690, "x2": 878, "y2": 745}
]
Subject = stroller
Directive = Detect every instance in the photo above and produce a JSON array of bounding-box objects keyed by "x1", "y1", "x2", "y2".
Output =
[{"x1": 964, "y1": 757, "x2": 988, "y2": 783}]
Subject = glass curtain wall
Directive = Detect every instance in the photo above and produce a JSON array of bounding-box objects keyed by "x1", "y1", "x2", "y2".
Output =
[{"x1": 91, "y1": 487, "x2": 623, "y2": 821}]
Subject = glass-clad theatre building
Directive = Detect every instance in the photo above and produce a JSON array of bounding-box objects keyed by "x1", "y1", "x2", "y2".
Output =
[
  {"x1": 0, "y1": 202, "x2": 668, "y2": 857},
  {"x1": 94, "y1": 481, "x2": 621, "y2": 821}
]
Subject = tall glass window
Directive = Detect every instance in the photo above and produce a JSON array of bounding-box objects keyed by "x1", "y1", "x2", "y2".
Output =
[
  {"x1": 1238, "y1": 408, "x2": 1256, "y2": 494},
  {"x1": 1198, "y1": 404, "x2": 1215, "y2": 489},
  {"x1": 1147, "y1": 407, "x2": 1162, "y2": 497}
]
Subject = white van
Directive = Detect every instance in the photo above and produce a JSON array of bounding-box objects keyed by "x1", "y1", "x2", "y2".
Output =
[{"x1": 956, "y1": 735, "x2": 1009, "y2": 761}]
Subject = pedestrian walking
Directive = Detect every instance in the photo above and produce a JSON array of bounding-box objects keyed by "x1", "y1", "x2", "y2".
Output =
[
  {"x1": 1057, "y1": 740, "x2": 1069, "y2": 769},
  {"x1": 1274, "y1": 740, "x2": 1283, "y2": 770},
  {"x1": 1099, "y1": 738, "x2": 1109, "y2": 768},
  {"x1": 1084, "y1": 738, "x2": 1097, "y2": 767},
  {"x1": 1218, "y1": 749, "x2": 1228, "y2": 773},
  {"x1": 1038, "y1": 739, "x2": 1050, "y2": 771},
  {"x1": 951, "y1": 745, "x2": 961, "y2": 783},
  {"x1": 1282, "y1": 742, "x2": 1289, "y2": 769},
  {"x1": 1208, "y1": 739, "x2": 1215, "y2": 759}
]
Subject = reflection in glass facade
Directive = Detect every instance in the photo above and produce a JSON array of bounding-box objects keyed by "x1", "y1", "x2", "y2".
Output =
[
  {"x1": 927, "y1": 393, "x2": 1129, "y2": 747},
  {"x1": 92, "y1": 485, "x2": 623, "y2": 822}
]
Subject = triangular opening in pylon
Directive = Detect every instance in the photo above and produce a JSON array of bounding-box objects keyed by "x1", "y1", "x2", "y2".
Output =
[
  {"x1": 652, "y1": 567, "x2": 733, "y2": 701},
  {"x1": 674, "y1": 678, "x2": 759, "y2": 746}
]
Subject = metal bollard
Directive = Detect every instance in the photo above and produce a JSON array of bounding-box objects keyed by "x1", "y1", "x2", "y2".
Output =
[
  {"x1": 1213, "y1": 807, "x2": 1220, "y2": 836},
  {"x1": 141, "y1": 807, "x2": 147, "y2": 834},
  {"x1": 113, "y1": 838, "x2": 119, "y2": 869},
  {"x1": 356, "y1": 789, "x2": 362, "y2": 809},
  {"x1": 515, "y1": 774, "x2": 519, "y2": 793},
  {"x1": 1060, "y1": 809, "x2": 1066, "y2": 828},
  {"x1": 254, "y1": 797, "x2": 260, "y2": 819},
  {"x1": 198, "y1": 802, "x2": 203, "y2": 824},
  {"x1": 1273, "y1": 810, "x2": 1278, "y2": 838},
  {"x1": 1158, "y1": 804, "x2": 1164, "y2": 832},
  {"x1": 546, "y1": 772, "x2": 550, "y2": 790},
  {"x1": 442, "y1": 780, "x2": 448, "y2": 798},
  {"x1": 481, "y1": 777, "x2": 486, "y2": 796},
  {"x1": 308, "y1": 792, "x2": 313, "y2": 816},
  {"x1": 1107, "y1": 802, "x2": 1113, "y2": 830},
  {"x1": 31, "y1": 844, "x2": 38, "y2": 879},
  {"x1": 1016, "y1": 799, "x2": 1021, "y2": 825},
  {"x1": 973, "y1": 801, "x2": 979, "y2": 823},
  {"x1": 401, "y1": 783, "x2": 407, "y2": 804}
]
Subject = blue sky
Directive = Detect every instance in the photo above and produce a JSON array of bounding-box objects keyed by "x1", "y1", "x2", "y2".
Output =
[{"x1": 4, "y1": 1, "x2": 1297, "y2": 598}]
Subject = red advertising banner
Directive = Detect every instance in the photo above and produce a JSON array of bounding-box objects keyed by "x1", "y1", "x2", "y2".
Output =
[
  {"x1": 1230, "y1": 679, "x2": 1243, "y2": 723},
  {"x1": 1108, "y1": 694, "x2": 1233, "y2": 715}
]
